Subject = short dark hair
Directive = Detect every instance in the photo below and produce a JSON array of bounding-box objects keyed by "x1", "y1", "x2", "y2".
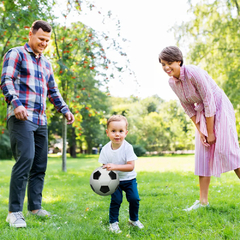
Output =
[
  {"x1": 159, "y1": 46, "x2": 184, "y2": 66},
  {"x1": 31, "y1": 20, "x2": 52, "y2": 34}
]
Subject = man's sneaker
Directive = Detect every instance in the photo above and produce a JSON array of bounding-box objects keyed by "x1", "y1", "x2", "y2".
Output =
[
  {"x1": 183, "y1": 200, "x2": 209, "y2": 211},
  {"x1": 109, "y1": 222, "x2": 122, "y2": 233},
  {"x1": 6, "y1": 212, "x2": 27, "y2": 228},
  {"x1": 28, "y1": 209, "x2": 51, "y2": 217},
  {"x1": 128, "y1": 219, "x2": 144, "y2": 229}
]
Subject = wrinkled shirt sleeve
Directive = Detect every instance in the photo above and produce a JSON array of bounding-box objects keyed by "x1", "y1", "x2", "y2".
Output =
[
  {"x1": 1, "y1": 49, "x2": 23, "y2": 109},
  {"x1": 179, "y1": 100, "x2": 196, "y2": 118},
  {"x1": 47, "y1": 65, "x2": 69, "y2": 115},
  {"x1": 126, "y1": 144, "x2": 138, "y2": 162},
  {"x1": 189, "y1": 67, "x2": 216, "y2": 117}
]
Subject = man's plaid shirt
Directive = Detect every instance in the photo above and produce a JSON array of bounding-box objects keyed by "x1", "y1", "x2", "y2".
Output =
[{"x1": 1, "y1": 43, "x2": 69, "y2": 125}]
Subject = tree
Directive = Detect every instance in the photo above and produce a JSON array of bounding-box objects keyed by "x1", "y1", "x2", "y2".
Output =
[
  {"x1": 140, "y1": 95, "x2": 164, "y2": 114},
  {"x1": 173, "y1": 0, "x2": 240, "y2": 108},
  {"x1": 109, "y1": 96, "x2": 195, "y2": 153},
  {"x1": 0, "y1": 0, "x2": 53, "y2": 64},
  {"x1": 158, "y1": 100, "x2": 195, "y2": 151},
  {"x1": 0, "y1": 0, "x2": 53, "y2": 159},
  {"x1": 49, "y1": 1, "x2": 136, "y2": 168},
  {"x1": 0, "y1": 0, "x2": 135, "y2": 166},
  {"x1": 48, "y1": 21, "x2": 109, "y2": 169}
]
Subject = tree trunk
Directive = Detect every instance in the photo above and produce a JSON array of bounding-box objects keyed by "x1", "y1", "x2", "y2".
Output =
[
  {"x1": 233, "y1": 0, "x2": 239, "y2": 16},
  {"x1": 69, "y1": 127, "x2": 76, "y2": 158},
  {"x1": 86, "y1": 139, "x2": 92, "y2": 154},
  {"x1": 62, "y1": 117, "x2": 67, "y2": 172}
]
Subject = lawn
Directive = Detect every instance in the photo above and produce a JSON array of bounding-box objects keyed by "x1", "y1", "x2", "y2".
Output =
[{"x1": 0, "y1": 154, "x2": 240, "y2": 239}]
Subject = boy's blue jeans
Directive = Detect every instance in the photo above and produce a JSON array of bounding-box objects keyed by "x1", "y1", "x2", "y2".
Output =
[{"x1": 109, "y1": 178, "x2": 140, "y2": 223}]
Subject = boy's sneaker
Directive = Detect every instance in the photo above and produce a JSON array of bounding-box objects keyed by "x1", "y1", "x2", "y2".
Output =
[
  {"x1": 183, "y1": 200, "x2": 209, "y2": 211},
  {"x1": 109, "y1": 222, "x2": 122, "y2": 233},
  {"x1": 6, "y1": 212, "x2": 27, "y2": 228},
  {"x1": 128, "y1": 219, "x2": 144, "y2": 229},
  {"x1": 28, "y1": 209, "x2": 51, "y2": 217}
]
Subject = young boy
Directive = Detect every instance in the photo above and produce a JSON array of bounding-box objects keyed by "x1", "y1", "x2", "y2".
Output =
[{"x1": 99, "y1": 115, "x2": 144, "y2": 233}]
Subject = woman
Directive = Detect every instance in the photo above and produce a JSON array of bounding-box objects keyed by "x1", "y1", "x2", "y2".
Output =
[{"x1": 159, "y1": 46, "x2": 240, "y2": 211}]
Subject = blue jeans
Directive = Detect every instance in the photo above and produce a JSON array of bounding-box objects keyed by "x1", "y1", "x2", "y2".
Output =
[
  {"x1": 7, "y1": 117, "x2": 48, "y2": 212},
  {"x1": 109, "y1": 178, "x2": 140, "y2": 223}
]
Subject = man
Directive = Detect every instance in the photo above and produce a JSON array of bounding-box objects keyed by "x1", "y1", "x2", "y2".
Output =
[{"x1": 1, "y1": 20, "x2": 75, "y2": 228}]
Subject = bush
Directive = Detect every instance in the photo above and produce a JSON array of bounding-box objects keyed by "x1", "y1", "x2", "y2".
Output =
[
  {"x1": 0, "y1": 130, "x2": 12, "y2": 160},
  {"x1": 133, "y1": 145, "x2": 146, "y2": 157}
]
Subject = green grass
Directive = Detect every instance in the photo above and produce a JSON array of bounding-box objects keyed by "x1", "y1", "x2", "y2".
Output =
[{"x1": 1, "y1": 154, "x2": 240, "y2": 239}]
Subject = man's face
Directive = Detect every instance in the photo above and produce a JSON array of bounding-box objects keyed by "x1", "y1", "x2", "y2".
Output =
[{"x1": 28, "y1": 28, "x2": 51, "y2": 56}]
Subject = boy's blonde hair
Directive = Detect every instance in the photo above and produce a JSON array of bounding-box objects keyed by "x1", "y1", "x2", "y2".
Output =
[{"x1": 107, "y1": 115, "x2": 128, "y2": 129}]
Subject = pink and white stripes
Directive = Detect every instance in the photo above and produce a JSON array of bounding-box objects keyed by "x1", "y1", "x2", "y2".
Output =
[{"x1": 169, "y1": 65, "x2": 240, "y2": 177}]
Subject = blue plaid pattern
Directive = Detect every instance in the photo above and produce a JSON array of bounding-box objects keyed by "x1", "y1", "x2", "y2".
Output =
[{"x1": 1, "y1": 43, "x2": 69, "y2": 125}]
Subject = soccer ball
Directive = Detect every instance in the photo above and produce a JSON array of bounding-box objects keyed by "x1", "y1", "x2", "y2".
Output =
[{"x1": 90, "y1": 166, "x2": 119, "y2": 196}]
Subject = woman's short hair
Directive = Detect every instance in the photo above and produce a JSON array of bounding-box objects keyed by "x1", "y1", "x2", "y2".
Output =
[
  {"x1": 159, "y1": 46, "x2": 183, "y2": 66},
  {"x1": 107, "y1": 115, "x2": 128, "y2": 129},
  {"x1": 31, "y1": 20, "x2": 52, "y2": 34}
]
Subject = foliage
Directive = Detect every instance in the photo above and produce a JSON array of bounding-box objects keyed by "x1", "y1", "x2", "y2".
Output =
[
  {"x1": 0, "y1": 0, "x2": 54, "y2": 129},
  {"x1": 158, "y1": 100, "x2": 195, "y2": 151},
  {"x1": 1, "y1": 155, "x2": 240, "y2": 239},
  {"x1": 0, "y1": 0, "x2": 134, "y2": 159},
  {"x1": 109, "y1": 96, "x2": 195, "y2": 153},
  {"x1": 47, "y1": 21, "x2": 110, "y2": 155},
  {"x1": 0, "y1": 0, "x2": 53, "y2": 63},
  {"x1": 0, "y1": 129, "x2": 12, "y2": 160},
  {"x1": 138, "y1": 112, "x2": 170, "y2": 152},
  {"x1": 173, "y1": 0, "x2": 240, "y2": 108},
  {"x1": 132, "y1": 145, "x2": 146, "y2": 157},
  {"x1": 140, "y1": 94, "x2": 164, "y2": 114}
]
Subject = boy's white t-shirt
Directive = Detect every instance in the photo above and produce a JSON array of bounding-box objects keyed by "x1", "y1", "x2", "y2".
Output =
[{"x1": 98, "y1": 140, "x2": 138, "y2": 181}]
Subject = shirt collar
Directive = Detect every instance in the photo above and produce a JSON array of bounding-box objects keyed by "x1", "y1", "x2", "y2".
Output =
[
  {"x1": 24, "y1": 43, "x2": 42, "y2": 58},
  {"x1": 179, "y1": 66, "x2": 185, "y2": 80},
  {"x1": 172, "y1": 65, "x2": 185, "y2": 82}
]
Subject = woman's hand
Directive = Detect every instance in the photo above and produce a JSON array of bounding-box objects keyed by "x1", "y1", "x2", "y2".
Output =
[
  {"x1": 207, "y1": 132, "x2": 216, "y2": 145},
  {"x1": 199, "y1": 132, "x2": 210, "y2": 147},
  {"x1": 206, "y1": 116, "x2": 215, "y2": 145}
]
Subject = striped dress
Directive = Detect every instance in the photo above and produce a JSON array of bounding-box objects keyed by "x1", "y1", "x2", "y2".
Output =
[{"x1": 169, "y1": 65, "x2": 240, "y2": 177}]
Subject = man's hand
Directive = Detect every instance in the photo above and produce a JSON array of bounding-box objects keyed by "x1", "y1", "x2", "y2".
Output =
[
  {"x1": 65, "y1": 112, "x2": 75, "y2": 124},
  {"x1": 14, "y1": 106, "x2": 28, "y2": 121}
]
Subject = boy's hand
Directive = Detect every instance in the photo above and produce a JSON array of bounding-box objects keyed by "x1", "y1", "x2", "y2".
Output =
[
  {"x1": 103, "y1": 161, "x2": 134, "y2": 172},
  {"x1": 103, "y1": 163, "x2": 116, "y2": 171}
]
